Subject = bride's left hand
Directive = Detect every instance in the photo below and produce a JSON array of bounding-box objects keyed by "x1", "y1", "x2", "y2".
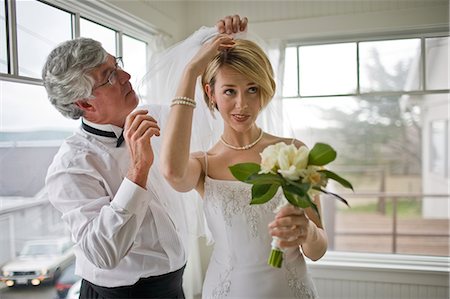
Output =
[
  {"x1": 268, "y1": 205, "x2": 313, "y2": 248},
  {"x1": 185, "y1": 34, "x2": 235, "y2": 77},
  {"x1": 216, "y1": 15, "x2": 248, "y2": 34}
]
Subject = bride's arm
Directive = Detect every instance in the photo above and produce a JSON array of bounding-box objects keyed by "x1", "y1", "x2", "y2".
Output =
[
  {"x1": 161, "y1": 35, "x2": 234, "y2": 192},
  {"x1": 269, "y1": 202, "x2": 328, "y2": 261},
  {"x1": 302, "y1": 198, "x2": 328, "y2": 261}
]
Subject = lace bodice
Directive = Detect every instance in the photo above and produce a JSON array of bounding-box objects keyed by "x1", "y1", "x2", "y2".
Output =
[{"x1": 201, "y1": 177, "x2": 318, "y2": 299}]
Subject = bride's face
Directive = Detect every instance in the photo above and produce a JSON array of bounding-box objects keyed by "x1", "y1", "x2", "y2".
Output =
[{"x1": 207, "y1": 66, "x2": 261, "y2": 132}]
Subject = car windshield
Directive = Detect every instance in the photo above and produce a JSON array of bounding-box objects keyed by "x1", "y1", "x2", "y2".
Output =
[{"x1": 20, "y1": 244, "x2": 60, "y2": 256}]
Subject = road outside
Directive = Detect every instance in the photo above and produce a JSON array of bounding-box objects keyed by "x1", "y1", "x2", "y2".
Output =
[{"x1": 0, "y1": 283, "x2": 56, "y2": 299}]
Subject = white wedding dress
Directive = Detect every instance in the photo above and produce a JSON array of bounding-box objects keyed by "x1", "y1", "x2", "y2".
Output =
[{"x1": 201, "y1": 176, "x2": 318, "y2": 299}]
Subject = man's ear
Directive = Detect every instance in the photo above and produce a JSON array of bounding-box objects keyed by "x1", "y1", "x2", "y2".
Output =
[{"x1": 75, "y1": 99, "x2": 95, "y2": 112}]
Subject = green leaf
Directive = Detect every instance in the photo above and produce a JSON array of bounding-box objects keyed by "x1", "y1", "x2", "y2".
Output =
[
  {"x1": 313, "y1": 186, "x2": 350, "y2": 207},
  {"x1": 308, "y1": 143, "x2": 337, "y2": 166},
  {"x1": 282, "y1": 184, "x2": 310, "y2": 208},
  {"x1": 246, "y1": 173, "x2": 284, "y2": 185},
  {"x1": 319, "y1": 169, "x2": 354, "y2": 190},
  {"x1": 251, "y1": 184, "x2": 280, "y2": 205},
  {"x1": 285, "y1": 179, "x2": 310, "y2": 191},
  {"x1": 229, "y1": 163, "x2": 260, "y2": 182},
  {"x1": 282, "y1": 187, "x2": 321, "y2": 219}
]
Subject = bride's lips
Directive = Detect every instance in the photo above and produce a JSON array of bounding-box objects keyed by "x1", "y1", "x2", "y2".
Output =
[{"x1": 232, "y1": 114, "x2": 250, "y2": 122}]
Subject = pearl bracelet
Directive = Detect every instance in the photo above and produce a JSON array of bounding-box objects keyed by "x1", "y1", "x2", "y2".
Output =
[
  {"x1": 173, "y1": 96, "x2": 195, "y2": 103},
  {"x1": 170, "y1": 100, "x2": 196, "y2": 108},
  {"x1": 170, "y1": 96, "x2": 196, "y2": 108}
]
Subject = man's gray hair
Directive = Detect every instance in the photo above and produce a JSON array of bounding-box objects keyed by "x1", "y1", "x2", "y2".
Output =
[{"x1": 42, "y1": 37, "x2": 108, "y2": 119}]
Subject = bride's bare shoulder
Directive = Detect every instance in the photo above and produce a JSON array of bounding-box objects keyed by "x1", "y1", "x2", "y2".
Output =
[{"x1": 264, "y1": 133, "x2": 306, "y2": 148}]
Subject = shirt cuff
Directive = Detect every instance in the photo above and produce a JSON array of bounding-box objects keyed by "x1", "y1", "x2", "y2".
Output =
[{"x1": 111, "y1": 178, "x2": 148, "y2": 214}]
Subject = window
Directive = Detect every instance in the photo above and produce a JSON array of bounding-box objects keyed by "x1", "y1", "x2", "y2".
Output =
[
  {"x1": 426, "y1": 36, "x2": 449, "y2": 90},
  {"x1": 80, "y1": 18, "x2": 117, "y2": 56},
  {"x1": 430, "y1": 120, "x2": 448, "y2": 177},
  {"x1": 122, "y1": 35, "x2": 148, "y2": 96},
  {"x1": 298, "y1": 43, "x2": 357, "y2": 96},
  {"x1": 359, "y1": 38, "x2": 422, "y2": 92},
  {"x1": 0, "y1": 2, "x2": 154, "y2": 290},
  {"x1": 283, "y1": 35, "x2": 449, "y2": 257},
  {"x1": 16, "y1": 0, "x2": 72, "y2": 78},
  {"x1": 1, "y1": 0, "x2": 150, "y2": 144}
]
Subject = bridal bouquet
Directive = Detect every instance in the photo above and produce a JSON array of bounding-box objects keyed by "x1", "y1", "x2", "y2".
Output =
[{"x1": 229, "y1": 142, "x2": 353, "y2": 268}]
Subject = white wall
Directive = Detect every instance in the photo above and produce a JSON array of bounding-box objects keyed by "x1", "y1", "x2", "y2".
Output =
[{"x1": 106, "y1": 0, "x2": 449, "y2": 43}]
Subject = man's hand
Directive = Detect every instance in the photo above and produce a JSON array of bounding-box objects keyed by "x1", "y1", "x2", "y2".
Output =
[
  {"x1": 124, "y1": 109, "x2": 160, "y2": 189},
  {"x1": 216, "y1": 15, "x2": 248, "y2": 34}
]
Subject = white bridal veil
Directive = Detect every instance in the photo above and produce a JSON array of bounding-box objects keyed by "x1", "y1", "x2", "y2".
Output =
[
  {"x1": 137, "y1": 26, "x2": 291, "y2": 240},
  {"x1": 136, "y1": 25, "x2": 291, "y2": 298}
]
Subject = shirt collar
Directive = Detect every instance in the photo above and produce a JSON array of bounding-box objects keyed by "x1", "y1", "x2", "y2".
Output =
[{"x1": 81, "y1": 118, "x2": 123, "y2": 139}]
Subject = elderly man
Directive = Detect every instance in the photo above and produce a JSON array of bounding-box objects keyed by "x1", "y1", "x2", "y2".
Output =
[{"x1": 43, "y1": 15, "x2": 247, "y2": 299}]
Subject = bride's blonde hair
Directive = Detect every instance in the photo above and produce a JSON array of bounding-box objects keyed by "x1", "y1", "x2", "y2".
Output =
[{"x1": 202, "y1": 39, "x2": 276, "y2": 113}]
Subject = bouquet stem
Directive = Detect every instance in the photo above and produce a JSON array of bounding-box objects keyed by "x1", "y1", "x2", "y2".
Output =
[
  {"x1": 268, "y1": 238, "x2": 283, "y2": 268},
  {"x1": 268, "y1": 248, "x2": 283, "y2": 268}
]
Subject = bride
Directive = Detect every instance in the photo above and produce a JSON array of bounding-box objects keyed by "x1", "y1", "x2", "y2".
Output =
[{"x1": 159, "y1": 28, "x2": 327, "y2": 299}]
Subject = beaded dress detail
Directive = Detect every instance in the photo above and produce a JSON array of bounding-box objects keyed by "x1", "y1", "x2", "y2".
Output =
[{"x1": 201, "y1": 176, "x2": 318, "y2": 299}]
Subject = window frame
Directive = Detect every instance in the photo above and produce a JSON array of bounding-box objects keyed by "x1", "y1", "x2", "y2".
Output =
[
  {"x1": 0, "y1": 0, "x2": 157, "y2": 85},
  {"x1": 282, "y1": 31, "x2": 450, "y2": 266},
  {"x1": 284, "y1": 32, "x2": 450, "y2": 99},
  {"x1": 0, "y1": 0, "x2": 157, "y2": 146}
]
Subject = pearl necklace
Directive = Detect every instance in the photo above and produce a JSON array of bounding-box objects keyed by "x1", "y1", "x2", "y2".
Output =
[{"x1": 220, "y1": 130, "x2": 264, "y2": 150}]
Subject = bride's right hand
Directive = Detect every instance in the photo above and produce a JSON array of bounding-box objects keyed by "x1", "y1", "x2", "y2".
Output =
[{"x1": 186, "y1": 34, "x2": 235, "y2": 77}]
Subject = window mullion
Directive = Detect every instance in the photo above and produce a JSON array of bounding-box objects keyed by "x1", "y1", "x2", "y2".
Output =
[
  {"x1": 421, "y1": 36, "x2": 426, "y2": 91},
  {"x1": 116, "y1": 31, "x2": 123, "y2": 59},
  {"x1": 72, "y1": 12, "x2": 80, "y2": 38},
  {"x1": 356, "y1": 41, "x2": 360, "y2": 96},
  {"x1": 6, "y1": 0, "x2": 18, "y2": 76},
  {"x1": 296, "y1": 46, "x2": 300, "y2": 97}
]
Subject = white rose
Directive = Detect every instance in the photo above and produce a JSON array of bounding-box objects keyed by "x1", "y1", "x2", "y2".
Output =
[
  {"x1": 293, "y1": 146, "x2": 309, "y2": 171},
  {"x1": 259, "y1": 142, "x2": 283, "y2": 174},
  {"x1": 275, "y1": 144, "x2": 310, "y2": 181},
  {"x1": 277, "y1": 144, "x2": 301, "y2": 180}
]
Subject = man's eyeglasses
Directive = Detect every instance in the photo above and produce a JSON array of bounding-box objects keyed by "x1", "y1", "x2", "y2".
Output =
[{"x1": 92, "y1": 57, "x2": 124, "y2": 91}]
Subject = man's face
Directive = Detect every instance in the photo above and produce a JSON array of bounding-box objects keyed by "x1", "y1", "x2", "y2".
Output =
[{"x1": 84, "y1": 54, "x2": 139, "y2": 127}]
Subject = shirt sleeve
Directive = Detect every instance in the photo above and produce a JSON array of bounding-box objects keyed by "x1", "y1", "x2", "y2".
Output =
[{"x1": 46, "y1": 151, "x2": 150, "y2": 270}]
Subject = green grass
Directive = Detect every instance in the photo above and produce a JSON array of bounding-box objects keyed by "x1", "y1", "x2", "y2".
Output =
[{"x1": 340, "y1": 198, "x2": 421, "y2": 217}]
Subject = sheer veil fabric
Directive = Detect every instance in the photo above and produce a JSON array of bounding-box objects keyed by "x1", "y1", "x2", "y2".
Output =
[{"x1": 137, "y1": 26, "x2": 293, "y2": 242}]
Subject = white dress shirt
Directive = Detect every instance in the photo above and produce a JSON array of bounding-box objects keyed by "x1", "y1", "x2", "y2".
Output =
[{"x1": 46, "y1": 117, "x2": 186, "y2": 287}]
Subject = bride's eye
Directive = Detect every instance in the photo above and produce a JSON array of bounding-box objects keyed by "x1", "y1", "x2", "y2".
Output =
[
  {"x1": 224, "y1": 89, "x2": 236, "y2": 96},
  {"x1": 248, "y1": 86, "x2": 258, "y2": 94}
]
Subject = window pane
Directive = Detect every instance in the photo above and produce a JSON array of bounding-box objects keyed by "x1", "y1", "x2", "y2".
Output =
[
  {"x1": 16, "y1": 0, "x2": 72, "y2": 78},
  {"x1": 360, "y1": 39, "x2": 421, "y2": 92},
  {"x1": 426, "y1": 37, "x2": 449, "y2": 90},
  {"x1": 298, "y1": 43, "x2": 357, "y2": 96},
  {"x1": 122, "y1": 35, "x2": 147, "y2": 97},
  {"x1": 0, "y1": 81, "x2": 77, "y2": 141},
  {"x1": 282, "y1": 47, "x2": 298, "y2": 97},
  {"x1": 429, "y1": 120, "x2": 447, "y2": 176},
  {"x1": 80, "y1": 18, "x2": 116, "y2": 56},
  {"x1": 282, "y1": 94, "x2": 448, "y2": 256},
  {"x1": 0, "y1": 0, "x2": 7, "y2": 73}
]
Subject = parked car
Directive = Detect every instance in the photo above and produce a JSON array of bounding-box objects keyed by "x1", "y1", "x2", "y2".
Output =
[
  {"x1": 54, "y1": 261, "x2": 80, "y2": 299},
  {"x1": 1, "y1": 238, "x2": 74, "y2": 287}
]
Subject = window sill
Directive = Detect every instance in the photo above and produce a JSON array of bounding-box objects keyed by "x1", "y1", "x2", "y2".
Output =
[{"x1": 307, "y1": 251, "x2": 449, "y2": 286}]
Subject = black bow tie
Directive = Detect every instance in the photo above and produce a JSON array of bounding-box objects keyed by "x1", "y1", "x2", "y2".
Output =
[{"x1": 82, "y1": 121, "x2": 124, "y2": 147}]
